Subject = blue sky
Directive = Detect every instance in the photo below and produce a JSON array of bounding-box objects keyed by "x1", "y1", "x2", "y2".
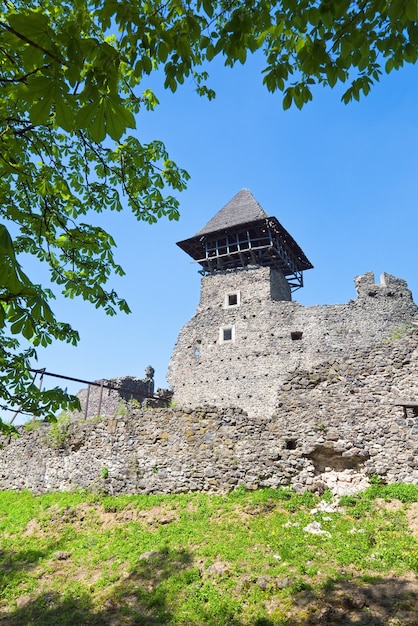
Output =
[{"x1": 15, "y1": 54, "x2": 418, "y2": 414}]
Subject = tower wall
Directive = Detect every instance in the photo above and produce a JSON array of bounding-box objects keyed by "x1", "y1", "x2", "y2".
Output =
[{"x1": 167, "y1": 270, "x2": 418, "y2": 417}]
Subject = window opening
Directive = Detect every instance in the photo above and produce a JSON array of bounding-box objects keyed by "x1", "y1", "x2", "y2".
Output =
[
  {"x1": 224, "y1": 291, "x2": 241, "y2": 308},
  {"x1": 223, "y1": 328, "x2": 232, "y2": 341},
  {"x1": 291, "y1": 331, "x2": 303, "y2": 340},
  {"x1": 220, "y1": 325, "x2": 235, "y2": 343}
]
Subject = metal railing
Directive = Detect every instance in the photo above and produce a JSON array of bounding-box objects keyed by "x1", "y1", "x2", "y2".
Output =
[{"x1": 6, "y1": 368, "x2": 172, "y2": 424}]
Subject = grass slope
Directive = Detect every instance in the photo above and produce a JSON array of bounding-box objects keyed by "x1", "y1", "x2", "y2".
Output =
[{"x1": 1, "y1": 485, "x2": 418, "y2": 625}]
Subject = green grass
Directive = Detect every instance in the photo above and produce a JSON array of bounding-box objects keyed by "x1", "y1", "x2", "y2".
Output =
[{"x1": 0, "y1": 485, "x2": 418, "y2": 624}]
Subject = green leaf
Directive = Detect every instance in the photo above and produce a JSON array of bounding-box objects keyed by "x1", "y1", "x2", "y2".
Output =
[
  {"x1": 283, "y1": 89, "x2": 293, "y2": 110},
  {"x1": 108, "y1": 96, "x2": 136, "y2": 129},
  {"x1": 295, "y1": 37, "x2": 306, "y2": 53},
  {"x1": 385, "y1": 57, "x2": 394, "y2": 73},
  {"x1": 308, "y1": 7, "x2": 320, "y2": 26},
  {"x1": 8, "y1": 11, "x2": 53, "y2": 46},
  {"x1": 75, "y1": 102, "x2": 99, "y2": 129},
  {"x1": 104, "y1": 102, "x2": 125, "y2": 141},
  {"x1": 29, "y1": 96, "x2": 54, "y2": 125},
  {"x1": 54, "y1": 95, "x2": 75, "y2": 132},
  {"x1": 0, "y1": 225, "x2": 16, "y2": 258},
  {"x1": 158, "y1": 41, "x2": 169, "y2": 63},
  {"x1": 405, "y1": 0, "x2": 418, "y2": 20},
  {"x1": 22, "y1": 317, "x2": 35, "y2": 340},
  {"x1": 0, "y1": 306, "x2": 6, "y2": 328},
  {"x1": 203, "y1": 0, "x2": 214, "y2": 18},
  {"x1": 142, "y1": 55, "x2": 153, "y2": 74},
  {"x1": 10, "y1": 316, "x2": 26, "y2": 335},
  {"x1": 206, "y1": 44, "x2": 216, "y2": 61}
]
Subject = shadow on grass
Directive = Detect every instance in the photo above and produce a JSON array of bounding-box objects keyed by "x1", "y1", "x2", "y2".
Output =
[
  {"x1": 1, "y1": 546, "x2": 418, "y2": 625},
  {"x1": 0, "y1": 591, "x2": 100, "y2": 626},
  {"x1": 285, "y1": 575, "x2": 418, "y2": 625},
  {"x1": 0, "y1": 540, "x2": 75, "y2": 593},
  {"x1": 0, "y1": 546, "x2": 192, "y2": 625}
]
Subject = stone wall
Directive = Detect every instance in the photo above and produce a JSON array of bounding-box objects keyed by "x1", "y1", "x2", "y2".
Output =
[
  {"x1": 1, "y1": 326, "x2": 418, "y2": 495},
  {"x1": 167, "y1": 270, "x2": 418, "y2": 417},
  {"x1": 74, "y1": 368, "x2": 169, "y2": 420},
  {"x1": 1, "y1": 270, "x2": 417, "y2": 496}
]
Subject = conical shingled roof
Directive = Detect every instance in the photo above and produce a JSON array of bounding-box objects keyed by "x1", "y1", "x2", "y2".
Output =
[
  {"x1": 177, "y1": 188, "x2": 313, "y2": 289},
  {"x1": 195, "y1": 189, "x2": 267, "y2": 235}
]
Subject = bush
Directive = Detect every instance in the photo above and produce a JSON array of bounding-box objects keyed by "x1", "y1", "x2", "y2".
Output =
[{"x1": 48, "y1": 412, "x2": 72, "y2": 449}]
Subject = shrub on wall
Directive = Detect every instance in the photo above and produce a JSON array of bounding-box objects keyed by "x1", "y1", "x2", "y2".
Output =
[{"x1": 48, "y1": 412, "x2": 72, "y2": 449}]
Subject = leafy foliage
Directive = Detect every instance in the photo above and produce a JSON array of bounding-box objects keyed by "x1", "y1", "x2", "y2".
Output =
[
  {"x1": 47, "y1": 411, "x2": 72, "y2": 449},
  {"x1": 0, "y1": 0, "x2": 190, "y2": 429},
  {"x1": 1, "y1": 0, "x2": 417, "y2": 430}
]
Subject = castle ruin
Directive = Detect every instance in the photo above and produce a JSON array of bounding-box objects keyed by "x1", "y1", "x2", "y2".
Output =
[
  {"x1": 168, "y1": 189, "x2": 418, "y2": 416},
  {"x1": 1, "y1": 189, "x2": 418, "y2": 495}
]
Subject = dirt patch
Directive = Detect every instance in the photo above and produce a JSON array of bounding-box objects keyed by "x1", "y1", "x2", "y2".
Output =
[
  {"x1": 375, "y1": 498, "x2": 404, "y2": 513},
  {"x1": 40, "y1": 503, "x2": 99, "y2": 532},
  {"x1": 98, "y1": 504, "x2": 178, "y2": 529},
  {"x1": 242, "y1": 499, "x2": 277, "y2": 517},
  {"x1": 98, "y1": 506, "x2": 139, "y2": 529},
  {"x1": 36, "y1": 502, "x2": 178, "y2": 533},
  {"x1": 405, "y1": 502, "x2": 418, "y2": 538},
  {"x1": 39, "y1": 561, "x2": 105, "y2": 588},
  {"x1": 22, "y1": 519, "x2": 43, "y2": 537},
  {"x1": 374, "y1": 499, "x2": 418, "y2": 539},
  {"x1": 130, "y1": 503, "x2": 178, "y2": 527}
]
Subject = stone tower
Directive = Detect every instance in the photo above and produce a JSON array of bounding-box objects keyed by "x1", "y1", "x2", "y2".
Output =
[
  {"x1": 176, "y1": 188, "x2": 313, "y2": 294},
  {"x1": 167, "y1": 189, "x2": 314, "y2": 414},
  {"x1": 168, "y1": 190, "x2": 417, "y2": 417}
]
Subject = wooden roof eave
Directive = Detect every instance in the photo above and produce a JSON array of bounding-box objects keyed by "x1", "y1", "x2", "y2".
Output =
[{"x1": 177, "y1": 217, "x2": 313, "y2": 273}]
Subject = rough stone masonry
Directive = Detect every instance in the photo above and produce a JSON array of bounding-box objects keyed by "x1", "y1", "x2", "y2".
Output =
[
  {"x1": 1, "y1": 271, "x2": 418, "y2": 495},
  {"x1": 167, "y1": 270, "x2": 418, "y2": 418}
]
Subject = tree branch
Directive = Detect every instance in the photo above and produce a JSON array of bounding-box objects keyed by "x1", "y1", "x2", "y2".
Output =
[
  {"x1": 0, "y1": 21, "x2": 64, "y2": 65},
  {"x1": 0, "y1": 64, "x2": 51, "y2": 84}
]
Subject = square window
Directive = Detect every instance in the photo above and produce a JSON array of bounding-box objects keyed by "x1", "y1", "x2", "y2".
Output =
[
  {"x1": 223, "y1": 327, "x2": 232, "y2": 341},
  {"x1": 224, "y1": 291, "x2": 241, "y2": 308},
  {"x1": 220, "y1": 325, "x2": 235, "y2": 343}
]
